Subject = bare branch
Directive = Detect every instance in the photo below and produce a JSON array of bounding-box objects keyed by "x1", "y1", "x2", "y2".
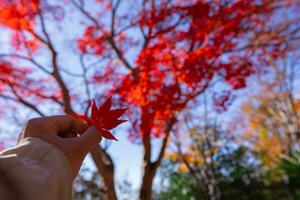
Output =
[
  {"x1": 71, "y1": 0, "x2": 134, "y2": 71},
  {"x1": 37, "y1": 9, "x2": 73, "y2": 114},
  {"x1": 153, "y1": 117, "x2": 176, "y2": 167},
  {"x1": 8, "y1": 85, "x2": 45, "y2": 117},
  {"x1": 110, "y1": 0, "x2": 122, "y2": 36},
  {"x1": 60, "y1": 67, "x2": 83, "y2": 77},
  {"x1": 79, "y1": 55, "x2": 92, "y2": 115},
  {"x1": 0, "y1": 53, "x2": 51, "y2": 74}
]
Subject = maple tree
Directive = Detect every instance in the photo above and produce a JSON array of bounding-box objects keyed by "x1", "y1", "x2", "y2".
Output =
[{"x1": 0, "y1": 0, "x2": 300, "y2": 200}]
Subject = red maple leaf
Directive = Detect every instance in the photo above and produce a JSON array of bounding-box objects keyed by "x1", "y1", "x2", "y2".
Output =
[{"x1": 75, "y1": 97, "x2": 127, "y2": 141}]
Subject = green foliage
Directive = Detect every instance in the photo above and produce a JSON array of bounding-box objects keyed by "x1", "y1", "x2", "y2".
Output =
[
  {"x1": 217, "y1": 147, "x2": 292, "y2": 200},
  {"x1": 278, "y1": 151, "x2": 300, "y2": 199},
  {"x1": 154, "y1": 160, "x2": 198, "y2": 200},
  {"x1": 73, "y1": 151, "x2": 300, "y2": 200},
  {"x1": 158, "y1": 172, "x2": 198, "y2": 200},
  {"x1": 158, "y1": 148, "x2": 300, "y2": 200}
]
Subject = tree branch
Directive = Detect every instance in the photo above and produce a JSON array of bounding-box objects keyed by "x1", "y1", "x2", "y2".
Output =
[
  {"x1": 71, "y1": 0, "x2": 134, "y2": 71},
  {"x1": 79, "y1": 55, "x2": 92, "y2": 115},
  {"x1": 37, "y1": 9, "x2": 73, "y2": 114},
  {"x1": 8, "y1": 86, "x2": 45, "y2": 117},
  {"x1": 0, "y1": 53, "x2": 51, "y2": 74},
  {"x1": 91, "y1": 146, "x2": 118, "y2": 200},
  {"x1": 153, "y1": 117, "x2": 176, "y2": 168}
]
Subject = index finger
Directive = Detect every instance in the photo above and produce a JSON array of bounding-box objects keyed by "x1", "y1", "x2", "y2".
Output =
[{"x1": 45, "y1": 115, "x2": 88, "y2": 135}]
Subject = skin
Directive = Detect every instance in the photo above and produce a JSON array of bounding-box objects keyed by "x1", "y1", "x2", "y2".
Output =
[{"x1": 18, "y1": 115, "x2": 102, "y2": 179}]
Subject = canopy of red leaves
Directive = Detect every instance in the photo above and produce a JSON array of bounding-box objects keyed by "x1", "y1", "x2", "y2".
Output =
[
  {"x1": 0, "y1": 0, "x2": 298, "y2": 141},
  {"x1": 89, "y1": 0, "x2": 293, "y2": 140}
]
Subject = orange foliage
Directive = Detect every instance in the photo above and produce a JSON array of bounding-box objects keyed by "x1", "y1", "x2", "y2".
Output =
[{"x1": 241, "y1": 65, "x2": 300, "y2": 168}]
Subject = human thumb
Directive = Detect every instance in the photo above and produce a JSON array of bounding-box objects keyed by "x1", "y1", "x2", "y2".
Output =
[
  {"x1": 75, "y1": 126, "x2": 102, "y2": 154},
  {"x1": 56, "y1": 126, "x2": 101, "y2": 179}
]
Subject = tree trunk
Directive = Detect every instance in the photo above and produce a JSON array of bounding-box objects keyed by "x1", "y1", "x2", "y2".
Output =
[
  {"x1": 91, "y1": 146, "x2": 118, "y2": 200},
  {"x1": 139, "y1": 162, "x2": 156, "y2": 200},
  {"x1": 139, "y1": 116, "x2": 174, "y2": 200}
]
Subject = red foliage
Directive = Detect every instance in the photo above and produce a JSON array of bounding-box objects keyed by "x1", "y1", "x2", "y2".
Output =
[
  {"x1": 0, "y1": 0, "x2": 39, "y2": 31},
  {"x1": 0, "y1": 61, "x2": 31, "y2": 92},
  {"x1": 0, "y1": 61, "x2": 62, "y2": 103},
  {"x1": 0, "y1": 0, "x2": 40, "y2": 51},
  {"x1": 77, "y1": 26, "x2": 108, "y2": 55}
]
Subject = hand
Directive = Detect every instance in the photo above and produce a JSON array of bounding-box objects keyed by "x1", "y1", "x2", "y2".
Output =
[{"x1": 18, "y1": 115, "x2": 102, "y2": 179}]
